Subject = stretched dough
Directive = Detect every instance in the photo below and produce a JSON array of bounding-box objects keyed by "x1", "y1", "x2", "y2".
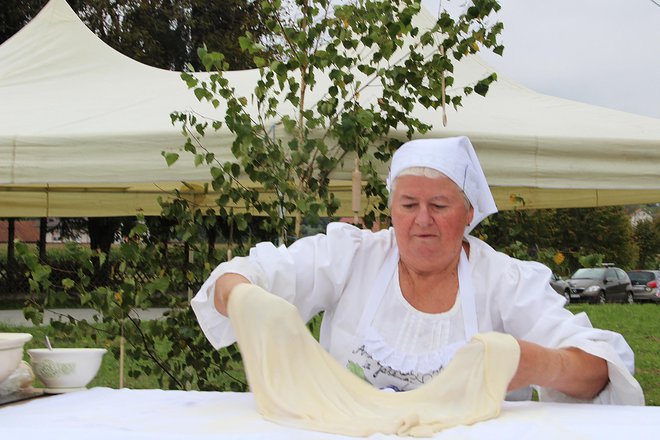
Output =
[{"x1": 228, "y1": 283, "x2": 520, "y2": 437}]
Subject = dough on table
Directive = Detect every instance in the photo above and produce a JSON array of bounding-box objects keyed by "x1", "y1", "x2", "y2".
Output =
[{"x1": 228, "y1": 283, "x2": 520, "y2": 437}]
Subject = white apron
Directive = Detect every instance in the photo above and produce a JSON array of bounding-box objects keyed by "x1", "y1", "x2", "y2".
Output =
[{"x1": 340, "y1": 249, "x2": 479, "y2": 392}]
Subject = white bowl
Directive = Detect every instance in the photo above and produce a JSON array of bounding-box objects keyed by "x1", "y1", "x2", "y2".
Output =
[
  {"x1": 0, "y1": 333, "x2": 33, "y2": 384},
  {"x1": 28, "y1": 348, "x2": 107, "y2": 393}
]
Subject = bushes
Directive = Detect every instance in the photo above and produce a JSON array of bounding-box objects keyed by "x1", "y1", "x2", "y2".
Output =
[
  {"x1": 0, "y1": 242, "x2": 191, "y2": 306},
  {"x1": 9, "y1": 217, "x2": 251, "y2": 392}
]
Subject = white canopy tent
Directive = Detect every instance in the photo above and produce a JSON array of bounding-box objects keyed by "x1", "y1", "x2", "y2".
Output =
[{"x1": 1, "y1": 0, "x2": 659, "y2": 217}]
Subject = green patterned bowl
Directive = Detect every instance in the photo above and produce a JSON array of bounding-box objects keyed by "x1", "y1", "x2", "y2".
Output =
[{"x1": 28, "y1": 348, "x2": 106, "y2": 393}]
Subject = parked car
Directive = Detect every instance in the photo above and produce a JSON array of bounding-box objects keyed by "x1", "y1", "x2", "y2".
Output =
[
  {"x1": 566, "y1": 265, "x2": 634, "y2": 304},
  {"x1": 626, "y1": 270, "x2": 660, "y2": 303},
  {"x1": 549, "y1": 273, "x2": 571, "y2": 305}
]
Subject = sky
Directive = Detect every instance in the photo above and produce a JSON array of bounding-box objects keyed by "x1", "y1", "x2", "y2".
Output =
[{"x1": 422, "y1": 0, "x2": 660, "y2": 119}]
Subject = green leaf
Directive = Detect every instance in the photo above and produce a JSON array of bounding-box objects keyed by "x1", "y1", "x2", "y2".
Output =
[
  {"x1": 194, "y1": 88, "x2": 204, "y2": 101},
  {"x1": 238, "y1": 36, "x2": 251, "y2": 50},
  {"x1": 162, "y1": 152, "x2": 180, "y2": 167},
  {"x1": 281, "y1": 116, "x2": 296, "y2": 133},
  {"x1": 254, "y1": 56, "x2": 266, "y2": 68},
  {"x1": 474, "y1": 82, "x2": 489, "y2": 96},
  {"x1": 194, "y1": 154, "x2": 204, "y2": 167},
  {"x1": 129, "y1": 223, "x2": 148, "y2": 237}
]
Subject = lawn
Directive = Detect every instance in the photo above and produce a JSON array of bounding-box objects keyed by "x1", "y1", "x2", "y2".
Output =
[
  {"x1": 2, "y1": 303, "x2": 658, "y2": 405},
  {"x1": 566, "y1": 303, "x2": 659, "y2": 405}
]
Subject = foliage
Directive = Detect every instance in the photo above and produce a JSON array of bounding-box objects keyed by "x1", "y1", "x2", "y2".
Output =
[
  {"x1": 0, "y1": 0, "x2": 45, "y2": 43},
  {"x1": 170, "y1": 0, "x2": 504, "y2": 241},
  {"x1": 577, "y1": 253, "x2": 604, "y2": 269},
  {"x1": 554, "y1": 206, "x2": 637, "y2": 270},
  {"x1": 474, "y1": 206, "x2": 640, "y2": 276},
  {"x1": 1, "y1": 240, "x2": 187, "y2": 306},
  {"x1": 0, "y1": 0, "x2": 271, "y2": 70},
  {"x1": 633, "y1": 218, "x2": 660, "y2": 269},
  {"x1": 13, "y1": 217, "x2": 248, "y2": 392}
]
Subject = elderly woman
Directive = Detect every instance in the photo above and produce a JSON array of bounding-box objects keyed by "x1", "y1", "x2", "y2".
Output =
[{"x1": 192, "y1": 136, "x2": 643, "y2": 404}]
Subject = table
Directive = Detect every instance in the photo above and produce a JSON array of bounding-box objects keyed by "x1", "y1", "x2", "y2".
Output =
[{"x1": 0, "y1": 387, "x2": 657, "y2": 439}]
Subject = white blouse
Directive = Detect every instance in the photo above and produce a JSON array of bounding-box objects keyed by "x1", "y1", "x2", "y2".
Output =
[{"x1": 191, "y1": 222, "x2": 644, "y2": 404}]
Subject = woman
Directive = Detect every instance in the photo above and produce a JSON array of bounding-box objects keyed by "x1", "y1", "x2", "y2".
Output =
[{"x1": 192, "y1": 136, "x2": 643, "y2": 404}]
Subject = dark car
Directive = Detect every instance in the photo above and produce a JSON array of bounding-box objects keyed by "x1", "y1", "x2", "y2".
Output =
[
  {"x1": 566, "y1": 265, "x2": 634, "y2": 304},
  {"x1": 549, "y1": 273, "x2": 571, "y2": 305},
  {"x1": 626, "y1": 270, "x2": 660, "y2": 303}
]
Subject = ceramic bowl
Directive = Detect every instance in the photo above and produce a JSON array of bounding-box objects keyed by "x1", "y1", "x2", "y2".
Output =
[
  {"x1": 28, "y1": 348, "x2": 107, "y2": 393},
  {"x1": 0, "y1": 333, "x2": 33, "y2": 384}
]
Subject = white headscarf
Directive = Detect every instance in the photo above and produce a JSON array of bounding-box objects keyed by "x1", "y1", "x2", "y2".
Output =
[{"x1": 386, "y1": 136, "x2": 498, "y2": 234}]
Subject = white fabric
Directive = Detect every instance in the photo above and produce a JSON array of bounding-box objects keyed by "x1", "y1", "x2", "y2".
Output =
[
  {"x1": 2, "y1": 0, "x2": 660, "y2": 217},
  {"x1": 191, "y1": 222, "x2": 645, "y2": 405},
  {"x1": 0, "y1": 388, "x2": 658, "y2": 440},
  {"x1": 356, "y1": 247, "x2": 477, "y2": 379},
  {"x1": 228, "y1": 283, "x2": 520, "y2": 437},
  {"x1": 386, "y1": 137, "x2": 498, "y2": 233}
]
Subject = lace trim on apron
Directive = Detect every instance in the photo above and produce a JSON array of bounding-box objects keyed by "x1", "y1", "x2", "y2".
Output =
[{"x1": 362, "y1": 325, "x2": 468, "y2": 374}]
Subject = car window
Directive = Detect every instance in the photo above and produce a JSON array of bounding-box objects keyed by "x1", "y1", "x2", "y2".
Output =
[
  {"x1": 627, "y1": 271, "x2": 654, "y2": 283},
  {"x1": 615, "y1": 268, "x2": 628, "y2": 281},
  {"x1": 571, "y1": 268, "x2": 606, "y2": 279},
  {"x1": 605, "y1": 268, "x2": 617, "y2": 281}
]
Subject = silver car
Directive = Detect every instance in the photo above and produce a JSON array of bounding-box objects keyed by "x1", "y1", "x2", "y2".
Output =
[
  {"x1": 626, "y1": 270, "x2": 660, "y2": 303},
  {"x1": 566, "y1": 266, "x2": 634, "y2": 304}
]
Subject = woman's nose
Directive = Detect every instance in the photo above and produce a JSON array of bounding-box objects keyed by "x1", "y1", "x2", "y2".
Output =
[{"x1": 414, "y1": 206, "x2": 432, "y2": 226}]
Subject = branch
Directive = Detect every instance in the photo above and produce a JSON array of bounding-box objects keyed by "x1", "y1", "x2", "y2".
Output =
[{"x1": 125, "y1": 312, "x2": 185, "y2": 389}]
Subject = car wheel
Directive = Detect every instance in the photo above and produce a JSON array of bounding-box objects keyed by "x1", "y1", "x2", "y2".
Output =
[
  {"x1": 626, "y1": 292, "x2": 634, "y2": 304},
  {"x1": 563, "y1": 290, "x2": 571, "y2": 305},
  {"x1": 597, "y1": 291, "x2": 606, "y2": 304}
]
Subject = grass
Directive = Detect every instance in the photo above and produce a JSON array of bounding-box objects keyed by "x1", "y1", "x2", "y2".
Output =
[
  {"x1": 2, "y1": 304, "x2": 658, "y2": 405},
  {"x1": 566, "y1": 303, "x2": 659, "y2": 405}
]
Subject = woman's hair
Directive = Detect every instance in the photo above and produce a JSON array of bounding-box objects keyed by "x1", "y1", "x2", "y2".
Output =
[{"x1": 388, "y1": 166, "x2": 472, "y2": 210}]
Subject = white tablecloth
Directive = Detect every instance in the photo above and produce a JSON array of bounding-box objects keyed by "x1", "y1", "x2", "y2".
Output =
[{"x1": 0, "y1": 387, "x2": 657, "y2": 439}]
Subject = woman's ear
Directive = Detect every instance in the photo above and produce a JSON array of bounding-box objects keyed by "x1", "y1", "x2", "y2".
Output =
[{"x1": 466, "y1": 206, "x2": 475, "y2": 226}]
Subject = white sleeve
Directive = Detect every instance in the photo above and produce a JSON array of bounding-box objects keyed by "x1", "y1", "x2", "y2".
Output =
[
  {"x1": 533, "y1": 311, "x2": 645, "y2": 405},
  {"x1": 191, "y1": 223, "x2": 368, "y2": 349},
  {"x1": 476, "y1": 245, "x2": 645, "y2": 405}
]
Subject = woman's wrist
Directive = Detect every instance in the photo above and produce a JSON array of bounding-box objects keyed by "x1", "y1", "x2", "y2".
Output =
[{"x1": 214, "y1": 273, "x2": 251, "y2": 316}]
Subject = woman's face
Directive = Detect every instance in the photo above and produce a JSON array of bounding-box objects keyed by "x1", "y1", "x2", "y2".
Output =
[{"x1": 391, "y1": 174, "x2": 474, "y2": 275}]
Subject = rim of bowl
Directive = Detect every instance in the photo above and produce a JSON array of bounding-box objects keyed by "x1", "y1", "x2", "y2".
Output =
[
  {"x1": 0, "y1": 333, "x2": 33, "y2": 350},
  {"x1": 28, "y1": 348, "x2": 107, "y2": 356}
]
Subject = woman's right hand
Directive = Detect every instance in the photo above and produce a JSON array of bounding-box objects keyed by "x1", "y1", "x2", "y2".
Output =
[{"x1": 214, "y1": 273, "x2": 251, "y2": 316}]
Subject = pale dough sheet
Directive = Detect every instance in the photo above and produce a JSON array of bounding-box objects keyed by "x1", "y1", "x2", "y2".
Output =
[{"x1": 228, "y1": 284, "x2": 521, "y2": 437}]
